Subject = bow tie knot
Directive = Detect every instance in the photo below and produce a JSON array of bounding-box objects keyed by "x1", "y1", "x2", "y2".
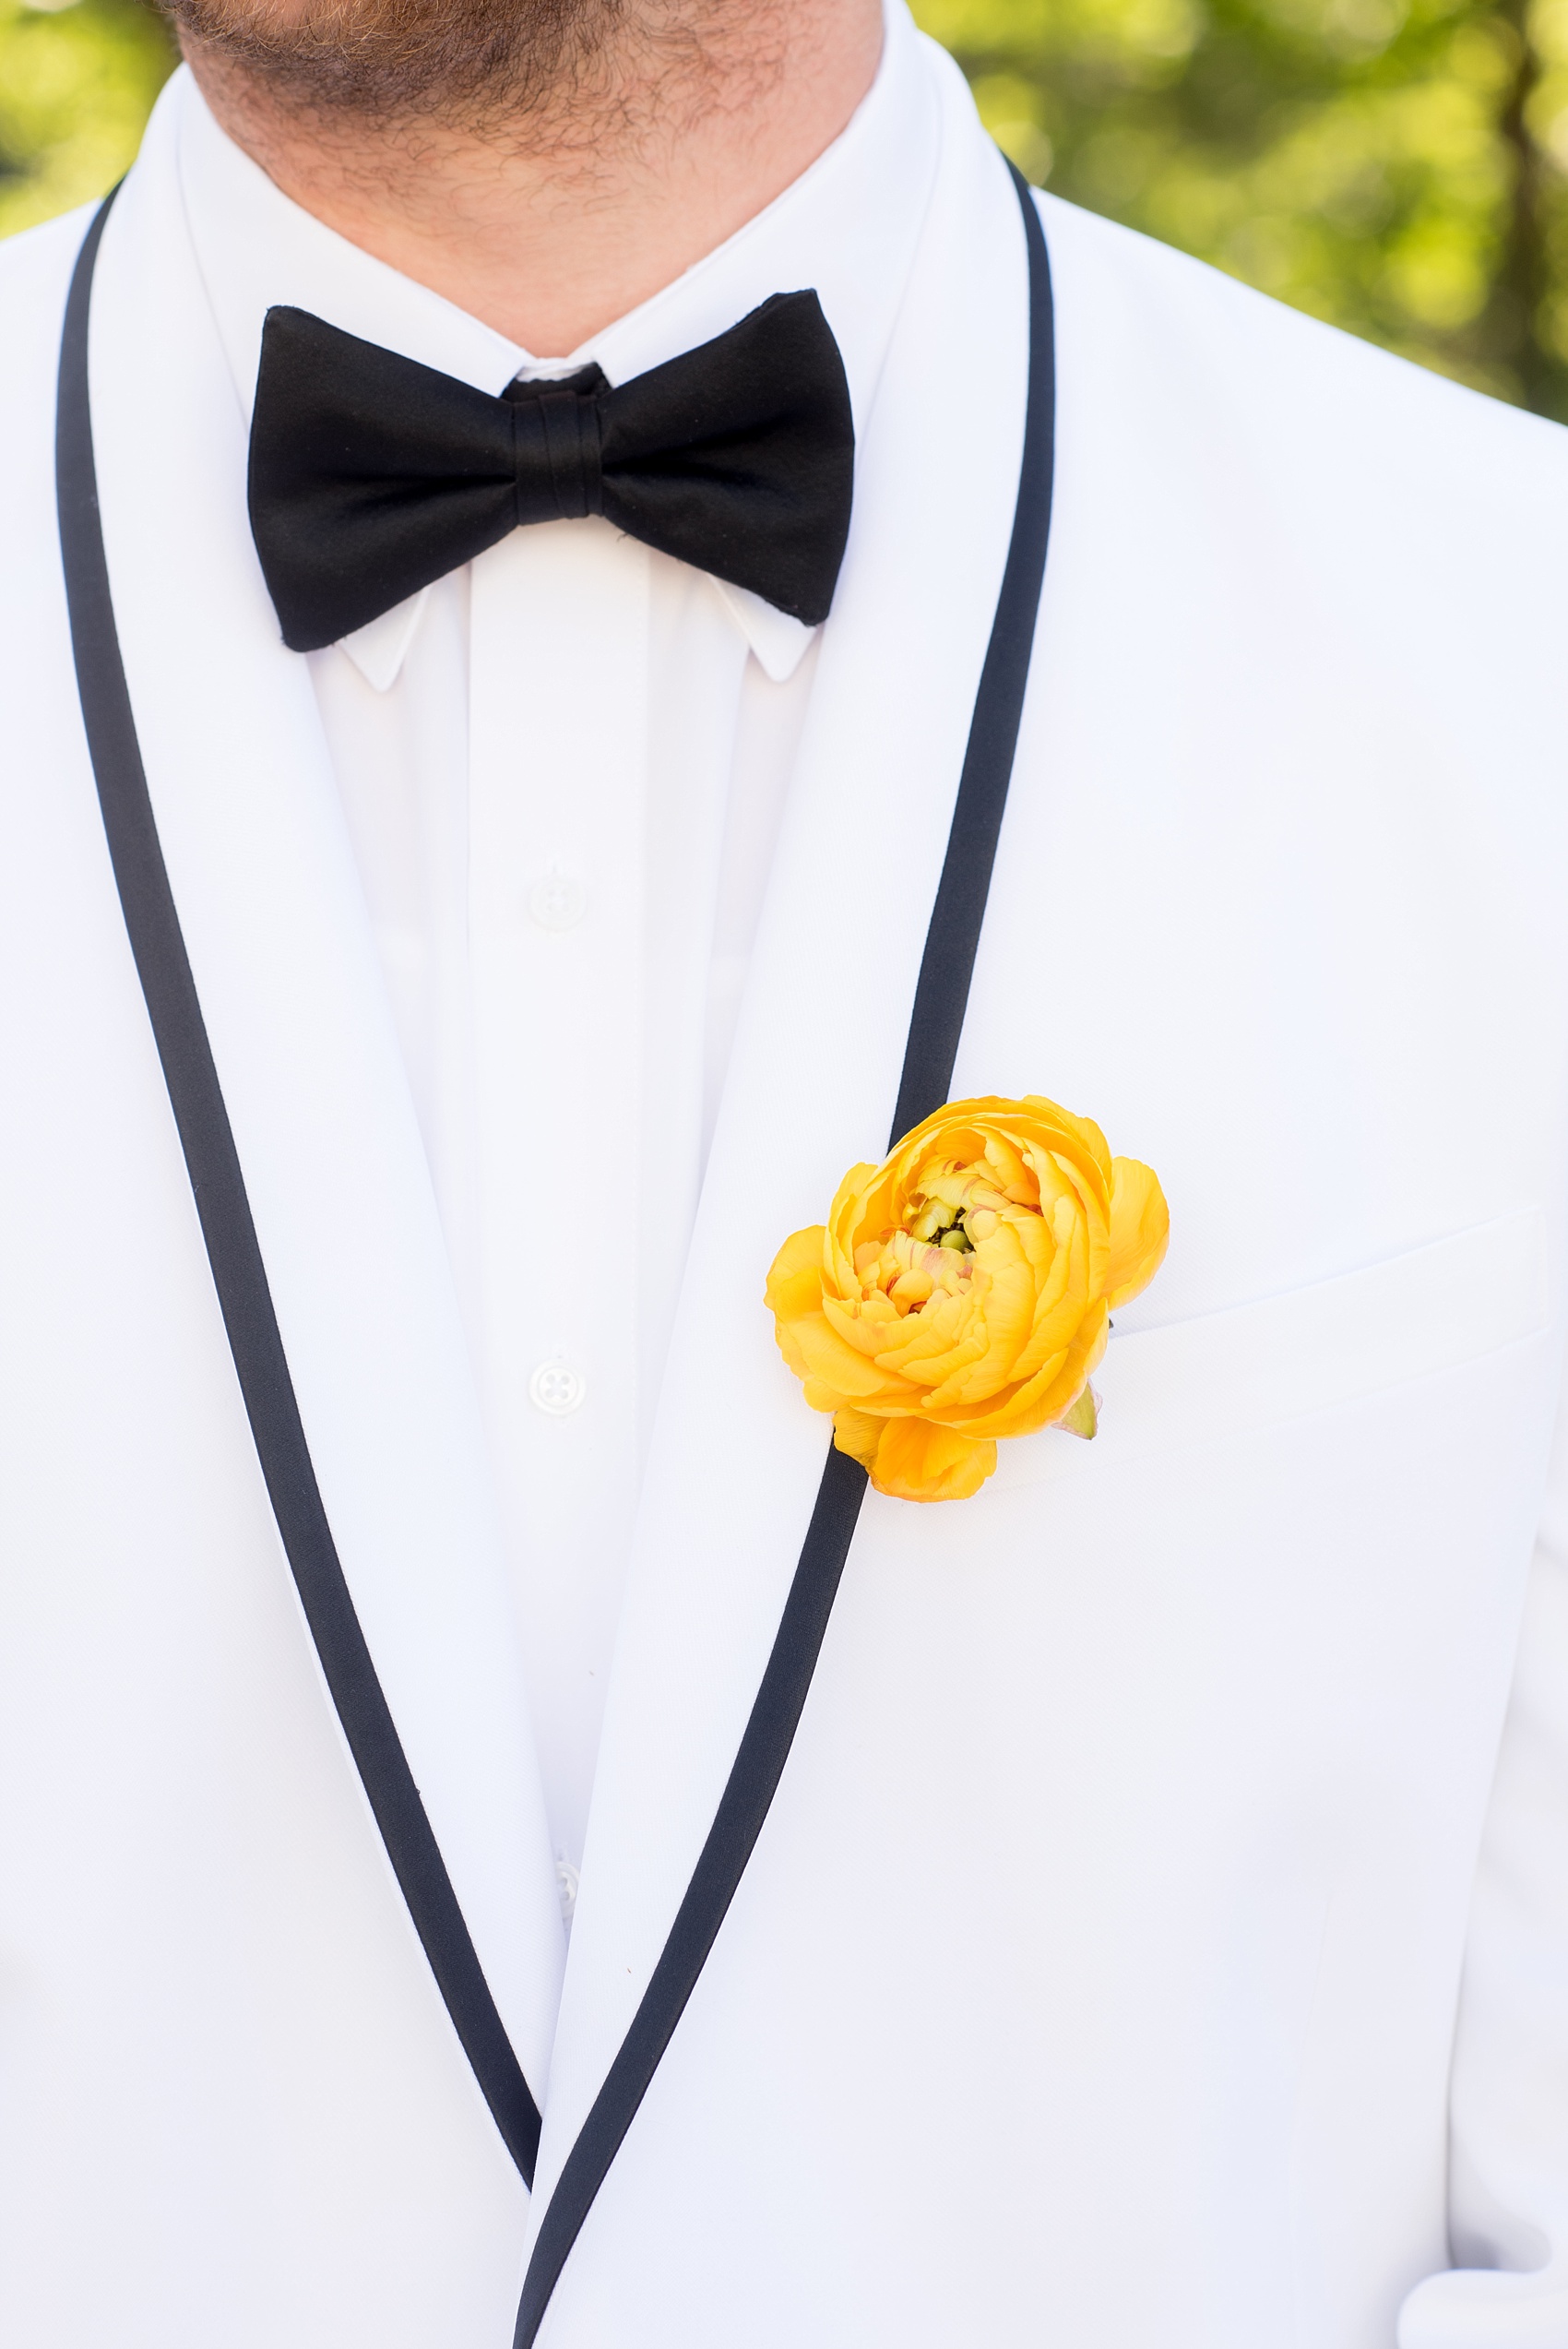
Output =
[
  {"x1": 507, "y1": 366, "x2": 606, "y2": 527},
  {"x1": 247, "y1": 293, "x2": 855, "y2": 652}
]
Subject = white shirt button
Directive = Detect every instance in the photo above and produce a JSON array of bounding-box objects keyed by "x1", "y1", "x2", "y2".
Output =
[
  {"x1": 529, "y1": 1358, "x2": 587, "y2": 1415},
  {"x1": 529, "y1": 869, "x2": 588, "y2": 930}
]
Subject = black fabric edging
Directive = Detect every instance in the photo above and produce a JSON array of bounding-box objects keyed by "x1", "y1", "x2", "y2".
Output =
[
  {"x1": 55, "y1": 182, "x2": 542, "y2": 2190},
  {"x1": 512, "y1": 158, "x2": 1056, "y2": 2347}
]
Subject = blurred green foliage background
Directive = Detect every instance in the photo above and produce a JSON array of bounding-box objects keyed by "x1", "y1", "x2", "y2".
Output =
[
  {"x1": 0, "y1": 1, "x2": 171, "y2": 241},
  {"x1": 3, "y1": 0, "x2": 1566, "y2": 413},
  {"x1": 922, "y1": 0, "x2": 1568, "y2": 412}
]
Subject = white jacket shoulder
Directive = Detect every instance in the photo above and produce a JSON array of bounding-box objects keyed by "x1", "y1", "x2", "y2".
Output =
[
  {"x1": 0, "y1": 204, "x2": 96, "y2": 469},
  {"x1": 0, "y1": 202, "x2": 95, "y2": 335},
  {"x1": 1037, "y1": 183, "x2": 1568, "y2": 492},
  {"x1": 1033, "y1": 183, "x2": 1568, "y2": 660}
]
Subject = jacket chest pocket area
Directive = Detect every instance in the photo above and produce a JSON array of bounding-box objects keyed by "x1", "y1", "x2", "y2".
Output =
[{"x1": 988, "y1": 1208, "x2": 1551, "y2": 1497}]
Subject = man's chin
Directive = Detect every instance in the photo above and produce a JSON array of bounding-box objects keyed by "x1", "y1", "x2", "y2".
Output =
[{"x1": 157, "y1": 0, "x2": 619, "y2": 125}]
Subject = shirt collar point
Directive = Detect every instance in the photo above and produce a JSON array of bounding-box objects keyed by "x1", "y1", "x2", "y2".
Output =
[
  {"x1": 337, "y1": 588, "x2": 430, "y2": 690},
  {"x1": 713, "y1": 578, "x2": 818, "y2": 681}
]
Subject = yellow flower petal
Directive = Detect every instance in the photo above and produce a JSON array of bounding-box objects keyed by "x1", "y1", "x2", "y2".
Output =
[
  {"x1": 842, "y1": 1413, "x2": 997, "y2": 1502},
  {"x1": 765, "y1": 1224, "x2": 827, "y2": 1320},
  {"x1": 829, "y1": 1406, "x2": 885, "y2": 1475},
  {"x1": 794, "y1": 1310, "x2": 909, "y2": 1401},
  {"x1": 1107, "y1": 1158, "x2": 1170, "y2": 1307}
]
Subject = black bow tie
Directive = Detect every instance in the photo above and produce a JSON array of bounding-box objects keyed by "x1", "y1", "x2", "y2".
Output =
[{"x1": 246, "y1": 292, "x2": 855, "y2": 653}]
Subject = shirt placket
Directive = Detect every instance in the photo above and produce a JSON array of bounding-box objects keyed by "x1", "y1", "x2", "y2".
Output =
[{"x1": 466, "y1": 519, "x2": 651, "y2": 1876}]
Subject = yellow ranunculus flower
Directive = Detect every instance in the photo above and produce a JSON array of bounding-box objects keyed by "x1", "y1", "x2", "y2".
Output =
[{"x1": 766, "y1": 1095, "x2": 1170, "y2": 1503}]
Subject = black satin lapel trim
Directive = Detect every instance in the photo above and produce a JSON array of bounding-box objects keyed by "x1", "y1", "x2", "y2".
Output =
[
  {"x1": 513, "y1": 161, "x2": 1056, "y2": 2347},
  {"x1": 55, "y1": 189, "x2": 543, "y2": 2189},
  {"x1": 513, "y1": 1447, "x2": 867, "y2": 2346},
  {"x1": 891, "y1": 163, "x2": 1056, "y2": 1144}
]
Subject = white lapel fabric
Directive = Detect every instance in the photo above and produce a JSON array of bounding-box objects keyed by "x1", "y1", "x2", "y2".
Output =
[
  {"x1": 87, "y1": 93, "x2": 566, "y2": 2107},
  {"x1": 532, "y1": 38, "x2": 1030, "y2": 2210}
]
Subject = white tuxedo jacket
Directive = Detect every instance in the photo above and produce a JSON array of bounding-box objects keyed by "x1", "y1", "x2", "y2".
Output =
[{"x1": 5, "y1": 37, "x2": 1568, "y2": 2349}]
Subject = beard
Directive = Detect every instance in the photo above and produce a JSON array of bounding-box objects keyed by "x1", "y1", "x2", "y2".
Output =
[{"x1": 157, "y1": 0, "x2": 648, "y2": 133}]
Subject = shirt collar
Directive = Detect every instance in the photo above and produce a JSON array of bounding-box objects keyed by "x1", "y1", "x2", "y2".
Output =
[{"x1": 175, "y1": 0, "x2": 941, "y2": 688}]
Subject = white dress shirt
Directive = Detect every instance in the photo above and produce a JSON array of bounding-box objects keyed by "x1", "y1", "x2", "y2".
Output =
[{"x1": 173, "y1": 6, "x2": 942, "y2": 1878}]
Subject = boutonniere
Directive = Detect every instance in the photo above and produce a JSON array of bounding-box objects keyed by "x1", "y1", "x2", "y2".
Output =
[{"x1": 766, "y1": 1095, "x2": 1170, "y2": 1503}]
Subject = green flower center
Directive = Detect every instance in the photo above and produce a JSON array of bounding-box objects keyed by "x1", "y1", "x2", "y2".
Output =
[{"x1": 907, "y1": 1196, "x2": 975, "y2": 1255}]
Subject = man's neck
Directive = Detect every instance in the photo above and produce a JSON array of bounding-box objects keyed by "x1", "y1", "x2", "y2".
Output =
[{"x1": 181, "y1": 1, "x2": 885, "y2": 354}]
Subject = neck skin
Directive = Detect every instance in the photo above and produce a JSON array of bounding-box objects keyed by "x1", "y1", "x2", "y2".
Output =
[{"x1": 181, "y1": 2, "x2": 885, "y2": 353}]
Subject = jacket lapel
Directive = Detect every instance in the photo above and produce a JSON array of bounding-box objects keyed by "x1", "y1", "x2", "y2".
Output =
[
  {"x1": 89, "y1": 96, "x2": 566, "y2": 2108},
  {"x1": 535, "y1": 53, "x2": 1033, "y2": 2206}
]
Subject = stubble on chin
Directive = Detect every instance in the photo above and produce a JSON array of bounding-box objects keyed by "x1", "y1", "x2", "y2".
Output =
[
  {"x1": 156, "y1": 0, "x2": 785, "y2": 152},
  {"x1": 160, "y1": 0, "x2": 624, "y2": 128}
]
